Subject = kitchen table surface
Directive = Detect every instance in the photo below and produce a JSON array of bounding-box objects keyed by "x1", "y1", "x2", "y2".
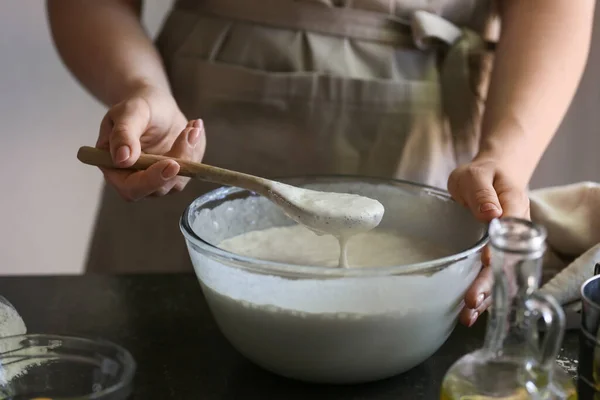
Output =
[{"x1": 0, "y1": 274, "x2": 579, "y2": 399}]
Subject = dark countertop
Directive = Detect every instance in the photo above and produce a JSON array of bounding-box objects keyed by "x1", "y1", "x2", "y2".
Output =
[{"x1": 0, "y1": 274, "x2": 580, "y2": 400}]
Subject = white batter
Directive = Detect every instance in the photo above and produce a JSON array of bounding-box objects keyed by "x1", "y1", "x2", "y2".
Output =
[
  {"x1": 267, "y1": 182, "x2": 385, "y2": 266},
  {"x1": 205, "y1": 227, "x2": 466, "y2": 383},
  {"x1": 218, "y1": 224, "x2": 452, "y2": 268}
]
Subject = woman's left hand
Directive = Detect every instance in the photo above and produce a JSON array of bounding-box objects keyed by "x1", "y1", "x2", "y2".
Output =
[{"x1": 447, "y1": 155, "x2": 531, "y2": 327}]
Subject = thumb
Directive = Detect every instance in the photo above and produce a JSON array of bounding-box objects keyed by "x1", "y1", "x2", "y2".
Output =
[
  {"x1": 495, "y1": 180, "x2": 531, "y2": 219},
  {"x1": 463, "y1": 166, "x2": 502, "y2": 223},
  {"x1": 107, "y1": 98, "x2": 150, "y2": 167}
]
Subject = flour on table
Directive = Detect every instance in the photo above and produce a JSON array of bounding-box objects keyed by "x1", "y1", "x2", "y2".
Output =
[
  {"x1": 556, "y1": 349, "x2": 578, "y2": 377},
  {"x1": 0, "y1": 302, "x2": 26, "y2": 338},
  {"x1": 0, "y1": 300, "x2": 43, "y2": 387}
]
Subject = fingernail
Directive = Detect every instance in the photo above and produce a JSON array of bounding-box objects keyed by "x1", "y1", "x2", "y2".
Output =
[
  {"x1": 469, "y1": 311, "x2": 479, "y2": 327},
  {"x1": 193, "y1": 119, "x2": 204, "y2": 129},
  {"x1": 115, "y1": 146, "x2": 130, "y2": 163},
  {"x1": 187, "y1": 128, "x2": 201, "y2": 147},
  {"x1": 161, "y1": 162, "x2": 179, "y2": 180},
  {"x1": 479, "y1": 203, "x2": 500, "y2": 213},
  {"x1": 475, "y1": 293, "x2": 485, "y2": 308}
]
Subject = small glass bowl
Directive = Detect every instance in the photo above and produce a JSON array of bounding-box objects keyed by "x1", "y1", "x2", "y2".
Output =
[{"x1": 0, "y1": 334, "x2": 135, "y2": 399}]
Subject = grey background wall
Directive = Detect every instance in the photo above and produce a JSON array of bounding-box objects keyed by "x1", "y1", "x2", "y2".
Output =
[{"x1": 0, "y1": 1, "x2": 598, "y2": 275}]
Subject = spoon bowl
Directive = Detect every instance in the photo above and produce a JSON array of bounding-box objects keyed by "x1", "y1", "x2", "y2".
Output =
[{"x1": 267, "y1": 181, "x2": 384, "y2": 237}]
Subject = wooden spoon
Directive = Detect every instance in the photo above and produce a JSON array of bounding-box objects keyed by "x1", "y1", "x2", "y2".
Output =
[
  {"x1": 78, "y1": 146, "x2": 272, "y2": 195},
  {"x1": 77, "y1": 146, "x2": 384, "y2": 238}
]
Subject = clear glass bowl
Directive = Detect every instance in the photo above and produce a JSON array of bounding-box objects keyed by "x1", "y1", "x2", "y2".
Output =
[
  {"x1": 180, "y1": 176, "x2": 488, "y2": 384},
  {"x1": 0, "y1": 334, "x2": 135, "y2": 399}
]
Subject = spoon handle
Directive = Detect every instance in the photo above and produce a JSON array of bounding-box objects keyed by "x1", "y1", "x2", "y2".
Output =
[{"x1": 77, "y1": 146, "x2": 270, "y2": 194}]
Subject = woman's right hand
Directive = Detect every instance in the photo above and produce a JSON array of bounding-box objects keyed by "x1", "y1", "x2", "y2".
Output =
[{"x1": 96, "y1": 84, "x2": 206, "y2": 201}]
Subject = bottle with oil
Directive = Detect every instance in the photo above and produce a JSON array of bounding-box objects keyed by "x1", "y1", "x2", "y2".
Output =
[{"x1": 441, "y1": 217, "x2": 576, "y2": 400}]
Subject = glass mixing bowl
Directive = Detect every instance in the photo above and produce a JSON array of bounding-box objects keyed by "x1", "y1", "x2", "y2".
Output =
[
  {"x1": 0, "y1": 334, "x2": 135, "y2": 399},
  {"x1": 180, "y1": 176, "x2": 488, "y2": 384}
]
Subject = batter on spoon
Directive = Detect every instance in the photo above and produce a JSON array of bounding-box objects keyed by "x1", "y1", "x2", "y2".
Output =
[{"x1": 267, "y1": 182, "x2": 385, "y2": 267}]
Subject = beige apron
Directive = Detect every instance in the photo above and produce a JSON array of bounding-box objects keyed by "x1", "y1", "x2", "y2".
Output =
[{"x1": 86, "y1": 0, "x2": 497, "y2": 273}]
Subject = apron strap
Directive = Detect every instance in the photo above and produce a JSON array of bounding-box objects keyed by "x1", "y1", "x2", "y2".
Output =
[
  {"x1": 411, "y1": 10, "x2": 463, "y2": 50},
  {"x1": 412, "y1": 10, "x2": 487, "y2": 167},
  {"x1": 176, "y1": 0, "x2": 414, "y2": 46},
  {"x1": 176, "y1": 0, "x2": 496, "y2": 50}
]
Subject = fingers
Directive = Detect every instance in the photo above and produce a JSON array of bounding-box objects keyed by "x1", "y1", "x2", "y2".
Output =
[
  {"x1": 464, "y1": 265, "x2": 493, "y2": 309},
  {"x1": 460, "y1": 265, "x2": 493, "y2": 327},
  {"x1": 98, "y1": 115, "x2": 205, "y2": 201},
  {"x1": 449, "y1": 162, "x2": 531, "y2": 223},
  {"x1": 166, "y1": 119, "x2": 206, "y2": 192},
  {"x1": 495, "y1": 179, "x2": 531, "y2": 219},
  {"x1": 481, "y1": 245, "x2": 491, "y2": 267},
  {"x1": 463, "y1": 165, "x2": 503, "y2": 222},
  {"x1": 448, "y1": 165, "x2": 503, "y2": 222},
  {"x1": 448, "y1": 162, "x2": 531, "y2": 329},
  {"x1": 96, "y1": 113, "x2": 113, "y2": 149},
  {"x1": 102, "y1": 159, "x2": 180, "y2": 202},
  {"x1": 168, "y1": 119, "x2": 206, "y2": 160},
  {"x1": 104, "y1": 118, "x2": 204, "y2": 200},
  {"x1": 447, "y1": 170, "x2": 467, "y2": 207},
  {"x1": 103, "y1": 98, "x2": 151, "y2": 168},
  {"x1": 460, "y1": 295, "x2": 493, "y2": 327}
]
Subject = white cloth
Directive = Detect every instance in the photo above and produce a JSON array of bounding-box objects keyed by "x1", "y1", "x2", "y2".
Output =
[{"x1": 534, "y1": 182, "x2": 600, "y2": 305}]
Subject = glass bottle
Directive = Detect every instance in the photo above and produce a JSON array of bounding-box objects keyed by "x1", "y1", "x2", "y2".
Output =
[{"x1": 441, "y1": 217, "x2": 576, "y2": 400}]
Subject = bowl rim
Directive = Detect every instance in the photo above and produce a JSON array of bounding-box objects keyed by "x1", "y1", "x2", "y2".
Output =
[
  {"x1": 0, "y1": 333, "x2": 136, "y2": 399},
  {"x1": 179, "y1": 175, "x2": 489, "y2": 278}
]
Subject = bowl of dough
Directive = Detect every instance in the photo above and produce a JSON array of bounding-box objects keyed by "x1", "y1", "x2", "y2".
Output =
[{"x1": 180, "y1": 176, "x2": 487, "y2": 384}]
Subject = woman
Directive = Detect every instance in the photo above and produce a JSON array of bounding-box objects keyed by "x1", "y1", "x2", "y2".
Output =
[{"x1": 47, "y1": 0, "x2": 594, "y2": 327}]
